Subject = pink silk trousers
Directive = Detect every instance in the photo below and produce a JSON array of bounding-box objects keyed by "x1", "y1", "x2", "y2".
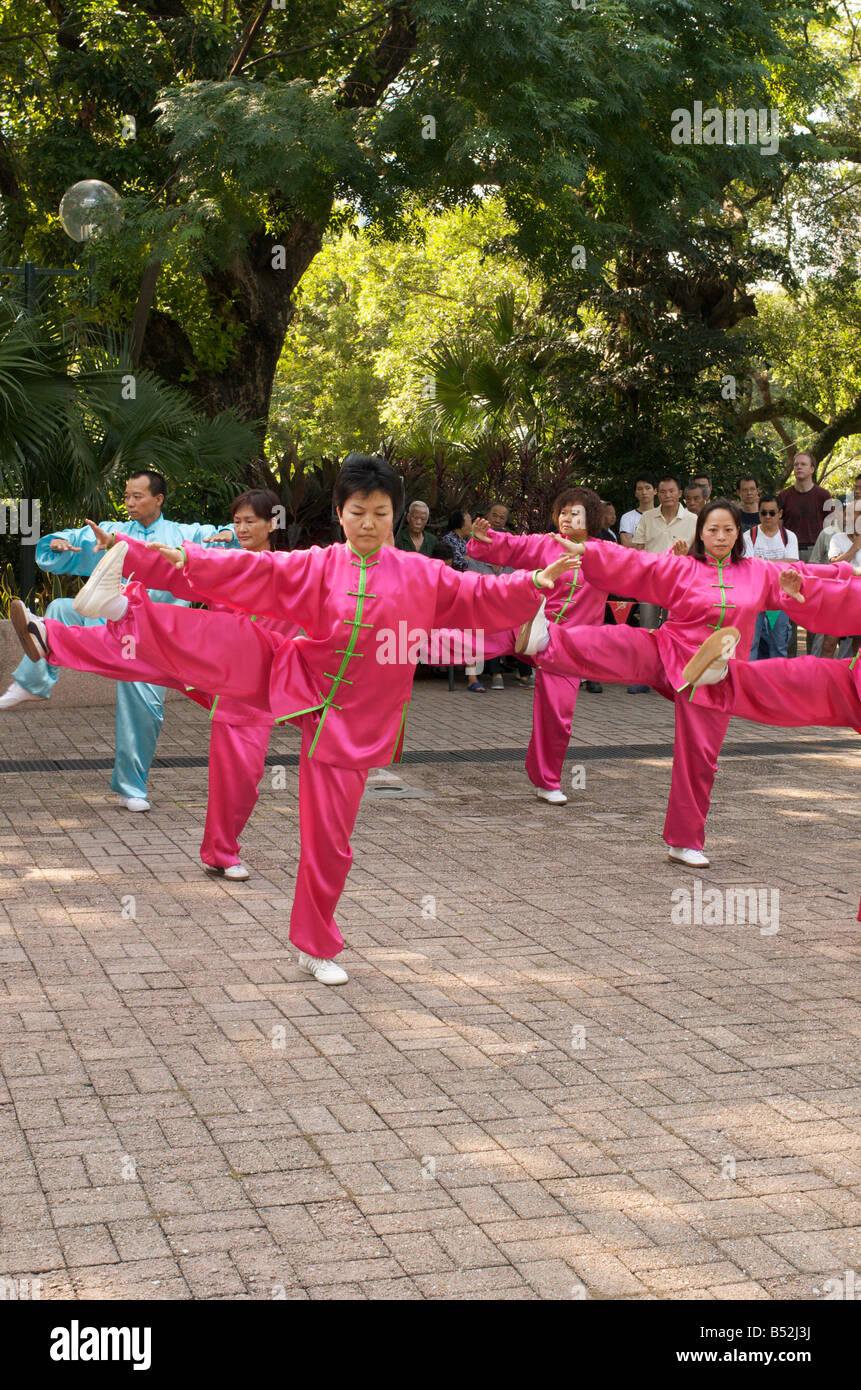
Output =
[
  {"x1": 200, "y1": 721, "x2": 272, "y2": 869},
  {"x1": 480, "y1": 627, "x2": 582, "y2": 793}
]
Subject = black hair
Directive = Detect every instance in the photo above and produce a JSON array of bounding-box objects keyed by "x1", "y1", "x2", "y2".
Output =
[
  {"x1": 758, "y1": 493, "x2": 781, "y2": 510},
  {"x1": 128, "y1": 469, "x2": 167, "y2": 501},
  {"x1": 689, "y1": 497, "x2": 748, "y2": 563},
  {"x1": 657, "y1": 473, "x2": 682, "y2": 490},
  {"x1": 447, "y1": 509, "x2": 468, "y2": 531},
  {"x1": 230, "y1": 488, "x2": 288, "y2": 551},
  {"x1": 634, "y1": 472, "x2": 657, "y2": 488},
  {"x1": 434, "y1": 540, "x2": 455, "y2": 563},
  {"x1": 736, "y1": 473, "x2": 758, "y2": 488},
  {"x1": 691, "y1": 472, "x2": 711, "y2": 482},
  {"x1": 335, "y1": 453, "x2": 404, "y2": 519}
]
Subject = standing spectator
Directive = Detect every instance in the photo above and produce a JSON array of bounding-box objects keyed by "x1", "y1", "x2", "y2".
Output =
[
  {"x1": 618, "y1": 473, "x2": 657, "y2": 547},
  {"x1": 600, "y1": 502, "x2": 618, "y2": 541},
  {"x1": 743, "y1": 495, "x2": 798, "y2": 659},
  {"x1": 631, "y1": 474, "x2": 697, "y2": 630},
  {"x1": 736, "y1": 474, "x2": 761, "y2": 531},
  {"x1": 691, "y1": 472, "x2": 712, "y2": 500},
  {"x1": 440, "y1": 510, "x2": 473, "y2": 570},
  {"x1": 778, "y1": 451, "x2": 832, "y2": 654},
  {"x1": 684, "y1": 482, "x2": 706, "y2": 516},
  {"x1": 396, "y1": 500, "x2": 437, "y2": 556},
  {"x1": 778, "y1": 453, "x2": 832, "y2": 561}
]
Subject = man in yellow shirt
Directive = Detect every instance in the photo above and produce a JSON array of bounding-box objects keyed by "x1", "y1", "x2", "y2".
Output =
[{"x1": 632, "y1": 474, "x2": 697, "y2": 629}]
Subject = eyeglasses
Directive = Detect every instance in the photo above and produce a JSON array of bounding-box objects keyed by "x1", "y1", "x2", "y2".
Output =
[{"x1": 759, "y1": 509, "x2": 778, "y2": 517}]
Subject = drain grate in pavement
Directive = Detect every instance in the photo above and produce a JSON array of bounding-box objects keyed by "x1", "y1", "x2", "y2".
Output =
[{"x1": 0, "y1": 737, "x2": 855, "y2": 775}]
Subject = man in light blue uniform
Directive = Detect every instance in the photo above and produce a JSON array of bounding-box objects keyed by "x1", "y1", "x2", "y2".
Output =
[{"x1": 0, "y1": 469, "x2": 236, "y2": 811}]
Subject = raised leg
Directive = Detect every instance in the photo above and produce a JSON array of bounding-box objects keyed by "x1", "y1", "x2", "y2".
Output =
[
  {"x1": 44, "y1": 582, "x2": 277, "y2": 710},
  {"x1": 289, "y1": 721, "x2": 368, "y2": 959},
  {"x1": 540, "y1": 622, "x2": 668, "y2": 690},
  {"x1": 201, "y1": 721, "x2": 272, "y2": 868},
  {"x1": 725, "y1": 655, "x2": 861, "y2": 733}
]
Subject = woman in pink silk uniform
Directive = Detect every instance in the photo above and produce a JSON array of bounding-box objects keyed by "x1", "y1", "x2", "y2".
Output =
[
  {"x1": 464, "y1": 487, "x2": 609, "y2": 807},
  {"x1": 11, "y1": 455, "x2": 574, "y2": 986},
  {"x1": 98, "y1": 489, "x2": 299, "y2": 881},
  {"x1": 520, "y1": 498, "x2": 813, "y2": 869}
]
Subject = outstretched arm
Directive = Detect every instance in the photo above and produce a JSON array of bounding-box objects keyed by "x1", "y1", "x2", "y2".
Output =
[
  {"x1": 432, "y1": 553, "x2": 577, "y2": 631},
  {"x1": 35, "y1": 522, "x2": 123, "y2": 576},
  {"x1": 466, "y1": 526, "x2": 552, "y2": 570},
  {"x1": 169, "y1": 542, "x2": 323, "y2": 627},
  {"x1": 568, "y1": 538, "x2": 690, "y2": 609},
  {"x1": 776, "y1": 565, "x2": 861, "y2": 634}
]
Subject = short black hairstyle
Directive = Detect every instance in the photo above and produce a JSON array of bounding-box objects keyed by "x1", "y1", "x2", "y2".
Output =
[
  {"x1": 127, "y1": 469, "x2": 167, "y2": 501},
  {"x1": 447, "y1": 509, "x2": 468, "y2": 531},
  {"x1": 689, "y1": 497, "x2": 748, "y2": 563},
  {"x1": 691, "y1": 472, "x2": 711, "y2": 485},
  {"x1": 758, "y1": 493, "x2": 781, "y2": 510},
  {"x1": 434, "y1": 540, "x2": 455, "y2": 563},
  {"x1": 634, "y1": 472, "x2": 657, "y2": 488},
  {"x1": 736, "y1": 473, "x2": 758, "y2": 488},
  {"x1": 657, "y1": 473, "x2": 682, "y2": 490},
  {"x1": 335, "y1": 453, "x2": 404, "y2": 517}
]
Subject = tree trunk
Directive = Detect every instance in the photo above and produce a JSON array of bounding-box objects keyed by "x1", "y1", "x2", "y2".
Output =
[{"x1": 139, "y1": 214, "x2": 329, "y2": 471}]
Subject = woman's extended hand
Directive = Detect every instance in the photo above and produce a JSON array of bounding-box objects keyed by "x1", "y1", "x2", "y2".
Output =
[
  {"x1": 536, "y1": 553, "x2": 581, "y2": 588},
  {"x1": 552, "y1": 535, "x2": 586, "y2": 557},
  {"x1": 470, "y1": 518, "x2": 492, "y2": 542},
  {"x1": 84, "y1": 519, "x2": 115, "y2": 552},
  {"x1": 779, "y1": 569, "x2": 805, "y2": 603},
  {"x1": 146, "y1": 542, "x2": 185, "y2": 568},
  {"x1": 671, "y1": 538, "x2": 690, "y2": 556}
]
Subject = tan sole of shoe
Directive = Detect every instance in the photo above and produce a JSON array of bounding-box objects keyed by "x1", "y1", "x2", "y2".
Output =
[
  {"x1": 10, "y1": 600, "x2": 45, "y2": 662},
  {"x1": 514, "y1": 618, "x2": 532, "y2": 654},
  {"x1": 667, "y1": 852, "x2": 710, "y2": 869},
  {"x1": 681, "y1": 627, "x2": 740, "y2": 687}
]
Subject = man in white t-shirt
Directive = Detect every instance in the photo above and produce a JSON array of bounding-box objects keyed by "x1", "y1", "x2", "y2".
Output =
[
  {"x1": 742, "y1": 494, "x2": 798, "y2": 659},
  {"x1": 618, "y1": 473, "x2": 657, "y2": 546}
]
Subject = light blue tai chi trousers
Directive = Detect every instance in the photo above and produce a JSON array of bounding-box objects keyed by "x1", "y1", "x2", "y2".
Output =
[{"x1": 12, "y1": 598, "x2": 165, "y2": 800}]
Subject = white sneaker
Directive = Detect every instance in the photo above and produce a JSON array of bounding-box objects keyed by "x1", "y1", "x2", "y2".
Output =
[
  {"x1": 667, "y1": 845, "x2": 710, "y2": 868},
  {"x1": 203, "y1": 861, "x2": 250, "y2": 880},
  {"x1": 515, "y1": 599, "x2": 549, "y2": 656},
  {"x1": 73, "y1": 541, "x2": 129, "y2": 619},
  {"x1": 681, "y1": 628, "x2": 741, "y2": 688},
  {"x1": 119, "y1": 796, "x2": 151, "y2": 812},
  {"x1": 0, "y1": 679, "x2": 44, "y2": 709},
  {"x1": 10, "y1": 601, "x2": 49, "y2": 662},
  {"x1": 536, "y1": 787, "x2": 568, "y2": 805},
  {"x1": 297, "y1": 951, "x2": 349, "y2": 985}
]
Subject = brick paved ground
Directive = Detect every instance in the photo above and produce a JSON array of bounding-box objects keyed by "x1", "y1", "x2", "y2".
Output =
[{"x1": 0, "y1": 670, "x2": 859, "y2": 1300}]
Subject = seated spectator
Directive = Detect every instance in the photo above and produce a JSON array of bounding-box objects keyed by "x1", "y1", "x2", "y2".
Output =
[
  {"x1": 440, "y1": 509, "x2": 473, "y2": 570},
  {"x1": 743, "y1": 494, "x2": 798, "y2": 660},
  {"x1": 396, "y1": 500, "x2": 437, "y2": 556},
  {"x1": 486, "y1": 501, "x2": 511, "y2": 533},
  {"x1": 736, "y1": 474, "x2": 761, "y2": 531},
  {"x1": 684, "y1": 482, "x2": 706, "y2": 516}
]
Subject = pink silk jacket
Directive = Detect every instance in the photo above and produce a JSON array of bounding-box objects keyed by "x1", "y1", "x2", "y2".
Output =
[{"x1": 176, "y1": 540, "x2": 545, "y2": 767}]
